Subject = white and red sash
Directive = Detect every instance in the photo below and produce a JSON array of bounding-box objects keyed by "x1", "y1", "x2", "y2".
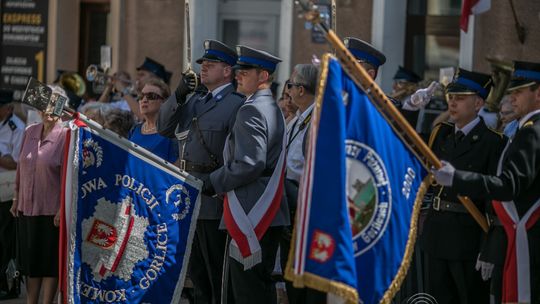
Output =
[
  {"x1": 492, "y1": 139, "x2": 540, "y2": 303},
  {"x1": 222, "y1": 131, "x2": 287, "y2": 270},
  {"x1": 493, "y1": 199, "x2": 540, "y2": 303}
]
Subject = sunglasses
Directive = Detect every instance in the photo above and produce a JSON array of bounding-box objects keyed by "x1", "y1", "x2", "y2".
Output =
[
  {"x1": 286, "y1": 82, "x2": 303, "y2": 90},
  {"x1": 138, "y1": 92, "x2": 164, "y2": 101}
]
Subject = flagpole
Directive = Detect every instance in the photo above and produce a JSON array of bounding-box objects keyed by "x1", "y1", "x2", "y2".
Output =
[{"x1": 296, "y1": 2, "x2": 489, "y2": 233}]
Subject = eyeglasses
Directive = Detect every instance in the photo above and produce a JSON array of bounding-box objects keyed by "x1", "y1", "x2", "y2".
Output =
[
  {"x1": 138, "y1": 92, "x2": 164, "y2": 101},
  {"x1": 286, "y1": 82, "x2": 303, "y2": 90}
]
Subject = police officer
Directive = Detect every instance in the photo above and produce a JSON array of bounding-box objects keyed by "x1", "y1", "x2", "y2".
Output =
[
  {"x1": 122, "y1": 57, "x2": 173, "y2": 120},
  {"x1": 157, "y1": 40, "x2": 244, "y2": 304},
  {"x1": 433, "y1": 61, "x2": 540, "y2": 304},
  {"x1": 390, "y1": 66, "x2": 422, "y2": 106},
  {"x1": 203, "y1": 46, "x2": 289, "y2": 304},
  {"x1": 0, "y1": 89, "x2": 24, "y2": 299},
  {"x1": 344, "y1": 37, "x2": 386, "y2": 80},
  {"x1": 420, "y1": 69, "x2": 507, "y2": 304},
  {"x1": 344, "y1": 37, "x2": 421, "y2": 128}
]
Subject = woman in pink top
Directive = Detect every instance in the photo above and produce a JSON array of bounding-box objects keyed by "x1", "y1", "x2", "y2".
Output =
[{"x1": 10, "y1": 110, "x2": 68, "y2": 304}]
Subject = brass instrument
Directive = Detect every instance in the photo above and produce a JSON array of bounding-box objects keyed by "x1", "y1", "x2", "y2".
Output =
[
  {"x1": 59, "y1": 72, "x2": 86, "y2": 97},
  {"x1": 86, "y1": 64, "x2": 136, "y2": 95},
  {"x1": 85, "y1": 64, "x2": 106, "y2": 83},
  {"x1": 485, "y1": 57, "x2": 513, "y2": 112},
  {"x1": 389, "y1": 81, "x2": 420, "y2": 102}
]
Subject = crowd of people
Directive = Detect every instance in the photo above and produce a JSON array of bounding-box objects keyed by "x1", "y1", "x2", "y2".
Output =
[{"x1": 0, "y1": 34, "x2": 538, "y2": 304}]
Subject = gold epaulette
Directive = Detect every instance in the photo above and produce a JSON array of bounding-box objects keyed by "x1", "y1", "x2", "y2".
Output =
[
  {"x1": 523, "y1": 120, "x2": 534, "y2": 128},
  {"x1": 487, "y1": 127, "x2": 504, "y2": 138},
  {"x1": 428, "y1": 122, "x2": 452, "y2": 148}
]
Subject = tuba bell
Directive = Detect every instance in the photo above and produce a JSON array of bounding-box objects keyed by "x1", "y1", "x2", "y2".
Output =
[
  {"x1": 59, "y1": 72, "x2": 86, "y2": 97},
  {"x1": 485, "y1": 57, "x2": 513, "y2": 112}
]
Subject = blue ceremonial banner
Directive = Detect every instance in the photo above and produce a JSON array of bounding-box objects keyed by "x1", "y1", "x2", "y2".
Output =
[
  {"x1": 286, "y1": 55, "x2": 428, "y2": 303},
  {"x1": 61, "y1": 120, "x2": 201, "y2": 304}
]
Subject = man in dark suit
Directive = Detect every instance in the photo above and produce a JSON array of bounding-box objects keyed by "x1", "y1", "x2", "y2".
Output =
[
  {"x1": 420, "y1": 68, "x2": 507, "y2": 304},
  {"x1": 433, "y1": 61, "x2": 540, "y2": 304},
  {"x1": 157, "y1": 39, "x2": 244, "y2": 304},
  {"x1": 203, "y1": 46, "x2": 289, "y2": 304}
]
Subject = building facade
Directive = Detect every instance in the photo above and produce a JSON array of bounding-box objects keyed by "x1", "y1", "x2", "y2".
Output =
[{"x1": 10, "y1": 0, "x2": 540, "y2": 95}]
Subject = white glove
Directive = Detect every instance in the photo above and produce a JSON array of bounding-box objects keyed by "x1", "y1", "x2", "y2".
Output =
[
  {"x1": 430, "y1": 160, "x2": 455, "y2": 186},
  {"x1": 475, "y1": 255, "x2": 494, "y2": 281},
  {"x1": 403, "y1": 81, "x2": 440, "y2": 111}
]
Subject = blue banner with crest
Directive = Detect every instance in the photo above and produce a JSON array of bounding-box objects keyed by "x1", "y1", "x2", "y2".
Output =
[
  {"x1": 286, "y1": 56, "x2": 428, "y2": 304},
  {"x1": 63, "y1": 123, "x2": 201, "y2": 304}
]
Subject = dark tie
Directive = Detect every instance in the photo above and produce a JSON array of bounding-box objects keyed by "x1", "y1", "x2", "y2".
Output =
[
  {"x1": 203, "y1": 93, "x2": 213, "y2": 103},
  {"x1": 455, "y1": 130, "x2": 465, "y2": 144},
  {"x1": 195, "y1": 93, "x2": 213, "y2": 116}
]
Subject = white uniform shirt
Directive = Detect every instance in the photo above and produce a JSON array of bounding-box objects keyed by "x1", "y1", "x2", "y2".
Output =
[
  {"x1": 286, "y1": 103, "x2": 314, "y2": 182},
  {"x1": 455, "y1": 116, "x2": 480, "y2": 136},
  {"x1": 0, "y1": 114, "x2": 25, "y2": 172}
]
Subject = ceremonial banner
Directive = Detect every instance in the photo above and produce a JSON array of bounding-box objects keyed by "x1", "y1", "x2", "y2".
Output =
[
  {"x1": 286, "y1": 55, "x2": 428, "y2": 304},
  {"x1": 61, "y1": 120, "x2": 201, "y2": 304}
]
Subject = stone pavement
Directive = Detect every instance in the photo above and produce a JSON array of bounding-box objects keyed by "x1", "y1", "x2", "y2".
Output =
[{"x1": 0, "y1": 285, "x2": 191, "y2": 304}]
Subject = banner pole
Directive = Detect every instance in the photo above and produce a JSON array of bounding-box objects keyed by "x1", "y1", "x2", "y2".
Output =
[{"x1": 297, "y1": 2, "x2": 488, "y2": 233}]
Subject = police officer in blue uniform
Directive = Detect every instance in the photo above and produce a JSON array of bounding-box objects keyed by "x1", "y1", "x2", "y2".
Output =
[
  {"x1": 344, "y1": 37, "x2": 420, "y2": 127},
  {"x1": 0, "y1": 89, "x2": 24, "y2": 300},
  {"x1": 344, "y1": 37, "x2": 386, "y2": 80},
  {"x1": 157, "y1": 40, "x2": 244, "y2": 304},
  {"x1": 420, "y1": 69, "x2": 507, "y2": 304},
  {"x1": 433, "y1": 61, "x2": 540, "y2": 304},
  {"x1": 204, "y1": 45, "x2": 289, "y2": 304}
]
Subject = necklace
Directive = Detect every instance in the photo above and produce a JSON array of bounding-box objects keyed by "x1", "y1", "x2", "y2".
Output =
[{"x1": 143, "y1": 123, "x2": 156, "y2": 134}]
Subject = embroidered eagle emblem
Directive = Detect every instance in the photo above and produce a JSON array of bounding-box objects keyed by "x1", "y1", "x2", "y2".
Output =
[
  {"x1": 81, "y1": 197, "x2": 149, "y2": 282},
  {"x1": 82, "y1": 139, "x2": 103, "y2": 169}
]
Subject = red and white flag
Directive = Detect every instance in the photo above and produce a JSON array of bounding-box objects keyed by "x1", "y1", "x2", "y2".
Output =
[{"x1": 461, "y1": 0, "x2": 491, "y2": 32}]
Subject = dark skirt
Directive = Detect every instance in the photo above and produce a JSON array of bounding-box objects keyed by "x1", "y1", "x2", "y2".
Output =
[{"x1": 17, "y1": 215, "x2": 59, "y2": 277}]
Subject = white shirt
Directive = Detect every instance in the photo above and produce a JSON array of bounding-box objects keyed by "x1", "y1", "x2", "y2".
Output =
[
  {"x1": 455, "y1": 116, "x2": 480, "y2": 136},
  {"x1": 210, "y1": 83, "x2": 231, "y2": 98},
  {"x1": 0, "y1": 114, "x2": 25, "y2": 172},
  {"x1": 286, "y1": 103, "x2": 315, "y2": 182}
]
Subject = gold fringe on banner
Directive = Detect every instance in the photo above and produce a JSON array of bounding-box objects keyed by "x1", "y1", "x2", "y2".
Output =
[
  {"x1": 380, "y1": 177, "x2": 429, "y2": 303},
  {"x1": 284, "y1": 53, "x2": 432, "y2": 304},
  {"x1": 284, "y1": 53, "x2": 359, "y2": 304}
]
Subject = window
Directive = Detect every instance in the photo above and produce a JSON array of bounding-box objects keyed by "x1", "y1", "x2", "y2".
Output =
[
  {"x1": 218, "y1": 0, "x2": 280, "y2": 55},
  {"x1": 79, "y1": 1, "x2": 109, "y2": 81},
  {"x1": 405, "y1": 0, "x2": 460, "y2": 81}
]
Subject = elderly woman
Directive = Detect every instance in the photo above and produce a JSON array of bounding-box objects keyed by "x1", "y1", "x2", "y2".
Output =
[
  {"x1": 10, "y1": 86, "x2": 68, "y2": 304},
  {"x1": 129, "y1": 78, "x2": 178, "y2": 163}
]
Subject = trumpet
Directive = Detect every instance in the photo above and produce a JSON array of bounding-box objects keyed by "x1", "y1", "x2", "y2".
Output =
[
  {"x1": 85, "y1": 64, "x2": 136, "y2": 96},
  {"x1": 86, "y1": 64, "x2": 108, "y2": 83}
]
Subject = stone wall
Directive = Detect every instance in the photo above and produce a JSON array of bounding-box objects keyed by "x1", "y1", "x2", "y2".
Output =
[
  {"x1": 122, "y1": 0, "x2": 184, "y2": 86},
  {"x1": 291, "y1": 0, "x2": 373, "y2": 66},
  {"x1": 473, "y1": 1, "x2": 540, "y2": 72}
]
